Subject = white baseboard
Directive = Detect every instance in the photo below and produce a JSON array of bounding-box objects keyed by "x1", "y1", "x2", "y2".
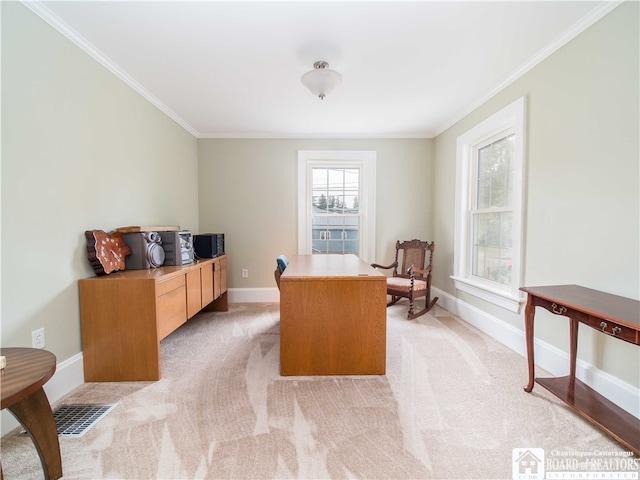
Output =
[
  {"x1": 432, "y1": 286, "x2": 640, "y2": 419},
  {"x1": 228, "y1": 287, "x2": 279, "y2": 303},
  {"x1": 1, "y1": 352, "x2": 85, "y2": 437}
]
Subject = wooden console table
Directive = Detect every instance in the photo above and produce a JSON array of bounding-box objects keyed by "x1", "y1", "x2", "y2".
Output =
[
  {"x1": 1, "y1": 348, "x2": 62, "y2": 480},
  {"x1": 280, "y1": 254, "x2": 387, "y2": 375},
  {"x1": 521, "y1": 284, "x2": 640, "y2": 454}
]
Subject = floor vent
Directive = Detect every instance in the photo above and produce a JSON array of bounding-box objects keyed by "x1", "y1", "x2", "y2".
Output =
[
  {"x1": 30, "y1": 404, "x2": 118, "y2": 437},
  {"x1": 52, "y1": 404, "x2": 117, "y2": 437}
]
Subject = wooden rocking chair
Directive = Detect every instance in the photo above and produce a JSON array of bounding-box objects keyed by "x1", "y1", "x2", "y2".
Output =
[{"x1": 371, "y1": 239, "x2": 438, "y2": 319}]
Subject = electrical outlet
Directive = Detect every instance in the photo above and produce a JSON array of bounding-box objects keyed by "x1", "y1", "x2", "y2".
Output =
[
  {"x1": 32, "y1": 328, "x2": 45, "y2": 349},
  {"x1": 241, "y1": 268, "x2": 249, "y2": 278}
]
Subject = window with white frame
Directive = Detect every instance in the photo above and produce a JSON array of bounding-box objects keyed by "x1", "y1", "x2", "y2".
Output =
[
  {"x1": 298, "y1": 151, "x2": 376, "y2": 263},
  {"x1": 452, "y1": 97, "x2": 526, "y2": 312}
]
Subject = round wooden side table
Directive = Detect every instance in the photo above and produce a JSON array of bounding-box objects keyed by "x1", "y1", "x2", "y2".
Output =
[{"x1": 1, "y1": 347, "x2": 62, "y2": 480}]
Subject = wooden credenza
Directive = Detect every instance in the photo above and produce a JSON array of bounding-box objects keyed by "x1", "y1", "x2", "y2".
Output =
[{"x1": 79, "y1": 255, "x2": 227, "y2": 382}]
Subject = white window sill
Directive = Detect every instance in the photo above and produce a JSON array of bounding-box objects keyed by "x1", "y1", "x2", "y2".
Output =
[{"x1": 451, "y1": 276, "x2": 524, "y2": 313}]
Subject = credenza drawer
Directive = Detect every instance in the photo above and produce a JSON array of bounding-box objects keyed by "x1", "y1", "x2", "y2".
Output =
[
  {"x1": 157, "y1": 285, "x2": 187, "y2": 340},
  {"x1": 157, "y1": 275, "x2": 185, "y2": 297}
]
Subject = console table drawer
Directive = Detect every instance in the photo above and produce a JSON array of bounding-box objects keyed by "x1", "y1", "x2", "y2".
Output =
[
  {"x1": 533, "y1": 297, "x2": 588, "y2": 323},
  {"x1": 587, "y1": 315, "x2": 638, "y2": 344}
]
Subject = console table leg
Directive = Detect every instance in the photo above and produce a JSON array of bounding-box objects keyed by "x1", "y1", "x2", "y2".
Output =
[
  {"x1": 8, "y1": 387, "x2": 62, "y2": 480},
  {"x1": 568, "y1": 318, "x2": 579, "y2": 397},
  {"x1": 569, "y1": 318, "x2": 579, "y2": 377},
  {"x1": 523, "y1": 297, "x2": 536, "y2": 392}
]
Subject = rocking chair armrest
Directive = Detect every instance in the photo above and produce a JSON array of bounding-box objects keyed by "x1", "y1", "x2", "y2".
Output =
[
  {"x1": 371, "y1": 261, "x2": 397, "y2": 270},
  {"x1": 407, "y1": 265, "x2": 432, "y2": 276}
]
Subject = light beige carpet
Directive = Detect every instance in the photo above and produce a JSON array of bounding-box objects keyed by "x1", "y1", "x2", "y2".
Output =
[{"x1": 1, "y1": 302, "x2": 628, "y2": 479}]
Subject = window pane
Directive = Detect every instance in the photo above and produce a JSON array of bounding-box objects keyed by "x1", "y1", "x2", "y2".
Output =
[
  {"x1": 472, "y1": 211, "x2": 513, "y2": 285},
  {"x1": 312, "y1": 215, "x2": 359, "y2": 254},
  {"x1": 473, "y1": 132, "x2": 515, "y2": 285},
  {"x1": 477, "y1": 177, "x2": 491, "y2": 209},
  {"x1": 312, "y1": 168, "x2": 329, "y2": 213},
  {"x1": 313, "y1": 168, "x2": 359, "y2": 214},
  {"x1": 311, "y1": 167, "x2": 360, "y2": 255},
  {"x1": 476, "y1": 133, "x2": 515, "y2": 209}
]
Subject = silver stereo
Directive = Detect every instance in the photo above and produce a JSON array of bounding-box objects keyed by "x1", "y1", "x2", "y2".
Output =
[
  {"x1": 122, "y1": 231, "x2": 165, "y2": 270},
  {"x1": 159, "y1": 230, "x2": 194, "y2": 265}
]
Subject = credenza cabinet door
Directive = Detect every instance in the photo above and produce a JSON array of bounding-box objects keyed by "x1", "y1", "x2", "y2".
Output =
[
  {"x1": 213, "y1": 256, "x2": 228, "y2": 301},
  {"x1": 201, "y1": 262, "x2": 214, "y2": 307},
  {"x1": 218, "y1": 256, "x2": 228, "y2": 297},
  {"x1": 186, "y1": 269, "x2": 202, "y2": 319},
  {"x1": 202, "y1": 255, "x2": 228, "y2": 312}
]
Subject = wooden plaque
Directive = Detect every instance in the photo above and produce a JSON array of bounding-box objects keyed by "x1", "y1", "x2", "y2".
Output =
[{"x1": 85, "y1": 230, "x2": 131, "y2": 276}]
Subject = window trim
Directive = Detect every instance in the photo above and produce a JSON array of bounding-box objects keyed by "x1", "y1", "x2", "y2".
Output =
[
  {"x1": 298, "y1": 150, "x2": 376, "y2": 263},
  {"x1": 451, "y1": 97, "x2": 526, "y2": 313}
]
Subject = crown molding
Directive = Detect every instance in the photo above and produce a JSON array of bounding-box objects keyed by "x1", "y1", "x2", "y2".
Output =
[
  {"x1": 432, "y1": 0, "x2": 624, "y2": 138},
  {"x1": 20, "y1": 0, "x2": 200, "y2": 138},
  {"x1": 197, "y1": 132, "x2": 434, "y2": 139}
]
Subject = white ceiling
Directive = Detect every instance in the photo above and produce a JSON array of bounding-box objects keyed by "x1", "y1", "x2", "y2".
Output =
[{"x1": 28, "y1": 1, "x2": 619, "y2": 138}]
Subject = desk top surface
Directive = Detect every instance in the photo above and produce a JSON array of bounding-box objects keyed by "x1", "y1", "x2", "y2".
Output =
[
  {"x1": 521, "y1": 284, "x2": 639, "y2": 328},
  {"x1": 282, "y1": 254, "x2": 385, "y2": 280}
]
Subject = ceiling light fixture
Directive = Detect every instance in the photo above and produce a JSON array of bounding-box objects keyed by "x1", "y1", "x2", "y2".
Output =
[{"x1": 301, "y1": 61, "x2": 342, "y2": 100}]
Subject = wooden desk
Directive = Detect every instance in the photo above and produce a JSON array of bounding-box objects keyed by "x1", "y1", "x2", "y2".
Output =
[
  {"x1": 521, "y1": 285, "x2": 640, "y2": 454},
  {"x1": 280, "y1": 254, "x2": 387, "y2": 375},
  {"x1": 1, "y1": 348, "x2": 62, "y2": 479}
]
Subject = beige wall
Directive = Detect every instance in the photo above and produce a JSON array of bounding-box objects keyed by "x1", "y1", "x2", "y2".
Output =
[
  {"x1": 198, "y1": 138, "x2": 433, "y2": 288},
  {"x1": 432, "y1": 2, "x2": 639, "y2": 387},
  {"x1": 1, "y1": 3, "x2": 199, "y2": 363}
]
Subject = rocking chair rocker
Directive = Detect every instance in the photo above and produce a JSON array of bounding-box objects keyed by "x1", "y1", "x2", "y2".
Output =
[{"x1": 371, "y1": 239, "x2": 438, "y2": 319}]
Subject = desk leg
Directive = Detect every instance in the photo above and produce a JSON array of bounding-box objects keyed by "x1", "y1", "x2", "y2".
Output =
[
  {"x1": 8, "y1": 387, "x2": 62, "y2": 480},
  {"x1": 523, "y1": 296, "x2": 536, "y2": 392}
]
